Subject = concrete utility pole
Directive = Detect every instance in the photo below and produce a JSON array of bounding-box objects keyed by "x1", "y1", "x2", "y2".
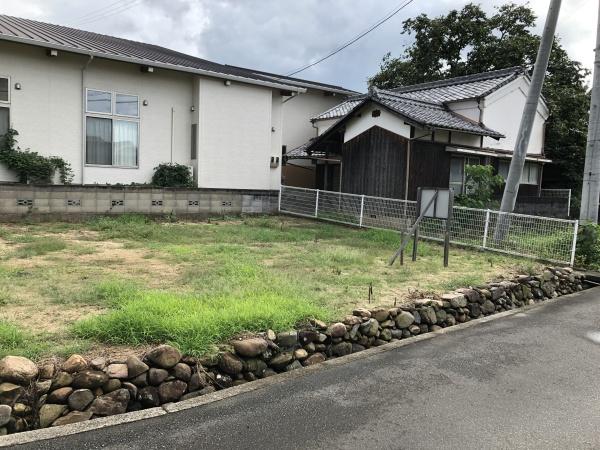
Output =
[
  {"x1": 499, "y1": 0, "x2": 561, "y2": 213},
  {"x1": 580, "y1": 2, "x2": 600, "y2": 223},
  {"x1": 495, "y1": 0, "x2": 561, "y2": 240}
]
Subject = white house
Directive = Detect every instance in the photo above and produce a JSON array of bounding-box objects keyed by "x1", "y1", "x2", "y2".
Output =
[
  {"x1": 0, "y1": 15, "x2": 354, "y2": 191},
  {"x1": 286, "y1": 67, "x2": 551, "y2": 199}
]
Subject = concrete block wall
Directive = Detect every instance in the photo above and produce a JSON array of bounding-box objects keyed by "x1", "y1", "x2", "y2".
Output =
[{"x1": 0, "y1": 184, "x2": 279, "y2": 221}]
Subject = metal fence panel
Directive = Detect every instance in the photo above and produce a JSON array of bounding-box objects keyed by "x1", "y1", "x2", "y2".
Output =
[{"x1": 280, "y1": 186, "x2": 578, "y2": 265}]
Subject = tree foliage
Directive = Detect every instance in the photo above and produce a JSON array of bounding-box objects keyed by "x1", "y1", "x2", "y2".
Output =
[
  {"x1": 369, "y1": 3, "x2": 590, "y2": 198},
  {"x1": 455, "y1": 164, "x2": 504, "y2": 209},
  {"x1": 0, "y1": 129, "x2": 73, "y2": 184}
]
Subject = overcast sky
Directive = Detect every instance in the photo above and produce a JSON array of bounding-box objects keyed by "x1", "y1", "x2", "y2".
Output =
[{"x1": 0, "y1": 0, "x2": 596, "y2": 91}]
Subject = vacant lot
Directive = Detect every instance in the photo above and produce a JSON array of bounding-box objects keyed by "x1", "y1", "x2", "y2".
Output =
[{"x1": 0, "y1": 215, "x2": 539, "y2": 359}]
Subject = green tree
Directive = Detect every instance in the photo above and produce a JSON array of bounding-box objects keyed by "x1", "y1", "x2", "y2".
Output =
[
  {"x1": 455, "y1": 164, "x2": 505, "y2": 209},
  {"x1": 369, "y1": 3, "x2": 590, "y2": 204}
]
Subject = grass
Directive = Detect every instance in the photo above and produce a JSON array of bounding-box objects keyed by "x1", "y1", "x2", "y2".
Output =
[
  {"x1": 11, "y1": 237, "x2": 67, "y2": 258},
  {"x1": 74, "y1": 286, "x2": 328, "y2": 356},
  {"x1": 0, "y1": 215, "x2": 538, "y2": 359}
]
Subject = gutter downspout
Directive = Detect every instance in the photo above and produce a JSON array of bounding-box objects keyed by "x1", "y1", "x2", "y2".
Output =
[
  {"x1": 81, "y1": 54, "x2": 94, "y2": 185},
  {"x1": 170, "y1": 107, "x2": 175, "y2": 163}
]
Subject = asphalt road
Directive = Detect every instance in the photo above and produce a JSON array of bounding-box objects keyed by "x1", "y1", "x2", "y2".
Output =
[{"x1": 12, "y1": 288, "x2": 600, "y2": 450}]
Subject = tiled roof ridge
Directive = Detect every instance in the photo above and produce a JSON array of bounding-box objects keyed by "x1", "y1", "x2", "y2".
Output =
[{"x1": 392, "y1": 66, "x2": 524, "y2": 93}]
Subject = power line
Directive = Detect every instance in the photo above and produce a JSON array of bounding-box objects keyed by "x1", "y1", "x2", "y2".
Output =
[
  {"x1": 286, "y1": 0, "x2": 416, "y2": 77},
  {"x1": 73, "y1": 0, "x2": 125, "y2": 22},
  {"x1": 76, "y1": 0, "x2": 142, "y2": 26}
]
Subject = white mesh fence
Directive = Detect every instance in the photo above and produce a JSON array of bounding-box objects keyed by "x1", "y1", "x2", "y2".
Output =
[{"x1": 280, "y1": 186, "x2": 578, "y2": 265}]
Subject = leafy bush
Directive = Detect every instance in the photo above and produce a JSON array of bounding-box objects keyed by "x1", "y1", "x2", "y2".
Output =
[
  {"x1": 151, "y1": 163, "x2": 194, "y2": 187},
  {"x1": 0, "y1": 129, "x2": 73, "y2": 184},
  {"x1": 576, "y1": 222, "x2": 600, "y2": 268},
  {"x1": 455, "y1": 164, "x2": 504, "y2": 209}
]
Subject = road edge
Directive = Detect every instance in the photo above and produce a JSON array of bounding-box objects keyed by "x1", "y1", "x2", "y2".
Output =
[{"x1": 1, "y1": 287, "x2": 596, "y2": 448}]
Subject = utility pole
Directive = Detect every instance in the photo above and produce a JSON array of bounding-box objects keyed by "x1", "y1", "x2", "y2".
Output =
[
  {"x1": 580, "y1": 1, "x2": 600, "y2": 223},
  {"x1": 495, "y1": 0, "x2": 561, "y2": 239}
]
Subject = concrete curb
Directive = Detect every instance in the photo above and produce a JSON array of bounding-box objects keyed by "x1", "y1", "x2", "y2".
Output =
[{"x1": 0, "y1": 287, "x2": 594, "y2": 448}]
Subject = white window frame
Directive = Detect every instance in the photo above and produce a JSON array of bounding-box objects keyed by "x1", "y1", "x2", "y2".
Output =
[
  {"x1": 84, "y1": 88, "x2": 140, "y2": 168},
  {"x1": 0, "y1": 75, "x2": 10, "y2": 104}
]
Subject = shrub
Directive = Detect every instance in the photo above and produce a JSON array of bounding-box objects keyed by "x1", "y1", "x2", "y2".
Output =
[
  {"x1": 0, "y1": 129, "x2": 73, "y2": 184},
  {"x1": 151, "y1": 163, "x2": 194, "y2": 187},
  {"x1": 455, "y1": 164, "x2": 504, "y2": 209},
  {"x1": 576, "y1": 222, "x2": 600, "y2": 268}
]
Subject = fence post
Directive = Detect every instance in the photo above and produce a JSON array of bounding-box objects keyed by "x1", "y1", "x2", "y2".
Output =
[
  {"x1": 314, "y1": 189, "x2": 319, "y2": 218},
  {"x1": 359, "y1": 195, "x2": 365, "y2": 227},
  {"x1": 278, "y1": 186, "x2": 282, "y2": 213},
  {"x1": 570, "y1": 220, "x2": 579, "y2": 267},
  {"x1": 482, "y1": 209, "x2": 491, "y2": 249},
  {"x1": 567, "y1": 189, "x2": 572, "y2": 217}
]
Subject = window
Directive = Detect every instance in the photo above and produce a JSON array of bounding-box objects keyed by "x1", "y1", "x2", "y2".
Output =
[
  {"x1": 449, "y1": 158, "x2": 464, "y2": 194},
  {"x1": 449, "y1": 156, "x2": 480, "y2": 194},
  {"x1": 0, "y1": 77, "x2": 8, "y2": 103},
  {"x1": 0, "y1": 77, "x2": 9, "y2": 136},
  {"x1": 85, "y1": 89, "x2": 139, "y2": 166},
  {"x1": 0, "y1": 107, "x2": 8, "y2": 136},
  {"x1": 191, "y1": 124, "x2": 197, "y2": 160},
  {"x1": 498, "y1": 161, "x2": 539, "y2": 185}
]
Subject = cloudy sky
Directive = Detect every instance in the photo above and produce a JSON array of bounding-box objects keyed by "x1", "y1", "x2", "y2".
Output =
[{"x1": 0, "y1": 0, "x2": 596, "y2": 91}]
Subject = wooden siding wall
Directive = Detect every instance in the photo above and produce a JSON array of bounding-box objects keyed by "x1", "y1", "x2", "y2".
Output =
[
  {"x1": 408, "y1": 140, "x2": 451, "y2": 200},
  {"x1": 341, "y1": 126, "x2": 407, "y2": 198}
]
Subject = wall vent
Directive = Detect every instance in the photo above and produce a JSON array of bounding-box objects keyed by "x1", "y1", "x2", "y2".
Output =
[{"x1": 16, "y1": 199, "x2": 33, "y2": 206}]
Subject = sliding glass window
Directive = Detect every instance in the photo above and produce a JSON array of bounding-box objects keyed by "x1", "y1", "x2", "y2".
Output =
[{"x1": 85, "y1": 89, "x2": 139, "y2": 167}]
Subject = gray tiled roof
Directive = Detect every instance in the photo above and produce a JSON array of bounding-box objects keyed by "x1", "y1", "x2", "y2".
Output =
[
  {"x1": 392, "y1": 67, "x2": 523, "y2": 104},
  {"x1": 0, "y1": 14, "x2": 355, "y2": 94},
  {"x1": 374, "y1": 89, "x2": 504, "y2": 138},
  {"x1": 312, "y1": 67, "x2": 523, "y2": 120}
]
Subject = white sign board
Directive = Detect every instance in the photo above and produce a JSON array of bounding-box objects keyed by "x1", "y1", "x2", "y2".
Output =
[{"x1": 420, "y1": 188, "x2": 452, "y2": 219}]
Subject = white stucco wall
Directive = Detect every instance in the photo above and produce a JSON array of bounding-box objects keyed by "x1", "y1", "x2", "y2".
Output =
[
  {"x1": 480, "y1": 76, "x2": 548, "y2": 154},
  {"x1": 0, "y1": 40, "x2": 284, "y2": 189},
  {"x1": 196, "y1": 77, "x2": 281, "y2": 190},
  {"x1": 0, "y1": 40, "x2": 195, "y2": 185},
  {"x1": 447, "y1": 99, "x2": 480, "y2": 122},
  {"x1": 0, "y1": 41, "x2": 83, "y2": 182},
  {"x1": 83, "y1": 59, "x2": 194, "y2": 184},
  {"x1": 344, "y1": 107, "x2": 411, "y2": 142},
  {"x1": 282, "y1": 90, "x2": 346, "y2": 150},
  {"x1": 315, "y1": 118, "x2": 339, "y2": 136}
]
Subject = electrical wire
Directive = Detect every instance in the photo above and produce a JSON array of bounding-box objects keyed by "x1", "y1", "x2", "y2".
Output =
[
  {"x1": 76, "y1": 0, "x2": 143, "y2": 26},
  {"x1": 286, "y1": 0, "x2": 416, "y2": 76},
  {"x1": 73, "y1": 0, "x2": 126, "y2": 22}
]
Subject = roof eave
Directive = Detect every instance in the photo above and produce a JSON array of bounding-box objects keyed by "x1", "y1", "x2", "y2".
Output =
[{"x1": 0, "y1": 34, "x2": 307, "y2": 93}]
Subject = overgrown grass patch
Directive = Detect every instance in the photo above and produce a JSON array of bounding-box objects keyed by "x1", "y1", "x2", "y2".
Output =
[
  {"x1": 74, "y1": 287, "x2": 329, "y2": 356},
  {"x1": 11, "y1": 237, "x2": 67, "y2": 258}
]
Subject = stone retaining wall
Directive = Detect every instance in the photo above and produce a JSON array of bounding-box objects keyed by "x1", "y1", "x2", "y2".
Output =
[
  {"x1": 0, "y1": 267, "x2": 587, "y2": 435},
  {"x1": 0, "y1": 184, "x2": 279, "y2": 221}
]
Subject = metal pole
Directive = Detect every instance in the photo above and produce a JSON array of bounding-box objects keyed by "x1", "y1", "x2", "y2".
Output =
[
  {"x1": 496, "y1": 0, "x2": 561, "y2": 237},
  {"x1": 443, "y1": 189, "x2": 454, "y2": 267},
  {"x1": 567, "y1": 189, "x2": 571, "y2": 217},
  {"x1": 482, "y1": 209, "x2": 490, "y2": 249},
  {"x1": 570, "y1": 220, "x2": 579, "y2": 267},
  {"x1": 359, "y1": 195, "x2": 365, "y2": 227},
  {"x1": 315, "y1": 189, "x2": 319, "y2": 218},
  {"x1": 278, "y1": 186, "x2": 282, "y2": 213},
  {"x1": 580, "y1": 1, "x2": 600, "y2": 223},
  {"x1": 412, "y1": 188, "x2": 422, "y2": 262}
]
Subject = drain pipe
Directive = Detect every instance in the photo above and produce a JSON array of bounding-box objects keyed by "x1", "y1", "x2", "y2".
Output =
[
  {"x1": 81, "y1": 54, "x2": 94, "y2": 185},
  {"x1": 170, "y1": 107, "x2": 175, "y2": 163}
]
